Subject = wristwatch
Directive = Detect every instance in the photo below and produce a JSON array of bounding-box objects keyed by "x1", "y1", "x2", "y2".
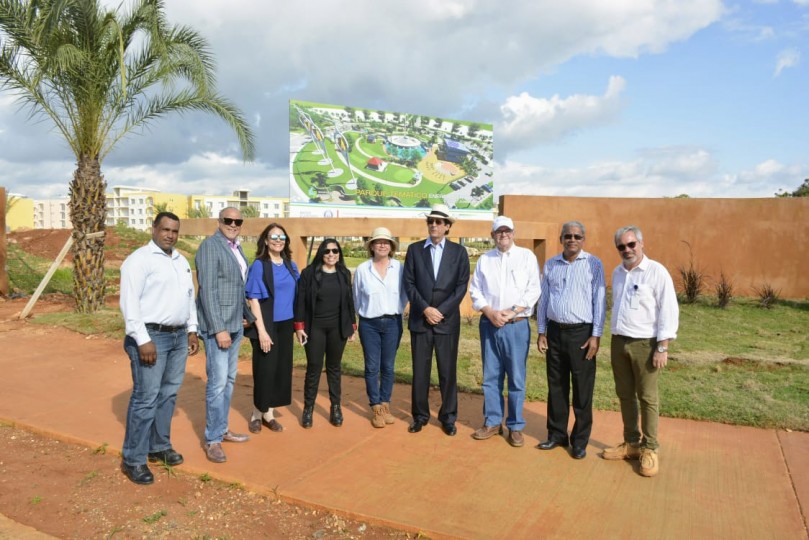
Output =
[{"x1": 656, "y1": 345, "x2": 668, "y2": 353}]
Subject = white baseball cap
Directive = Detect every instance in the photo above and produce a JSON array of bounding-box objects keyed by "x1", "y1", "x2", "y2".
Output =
[{"x1": 492, "y1": 216, "x2": 514, "y2": 231}]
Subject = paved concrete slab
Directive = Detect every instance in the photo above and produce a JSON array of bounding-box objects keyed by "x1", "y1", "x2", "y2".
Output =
[{"x1": 0, "y1": 314, "x2": 806, "y2": 539}]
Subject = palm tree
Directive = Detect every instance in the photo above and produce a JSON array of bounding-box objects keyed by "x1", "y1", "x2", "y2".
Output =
[{"x1": 0, "y1": 0, "x2": 255, "y2": 312}]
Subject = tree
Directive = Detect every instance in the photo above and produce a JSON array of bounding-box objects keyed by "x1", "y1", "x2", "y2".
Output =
[
  {"x1": 0, "y1": 0, "x2": 255, "y2": 312},
  {"x1": 240, "y1": 205, "x2": 258, "y2": 218},
  {"x1": 188, "y1": 205, "x2": 211, "y2": 219},
  {"x1": 775, "y1": 179, "x2": 809, "y2": 197}
]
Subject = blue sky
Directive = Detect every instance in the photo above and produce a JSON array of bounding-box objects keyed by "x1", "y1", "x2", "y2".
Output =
[{"x1": 1, "y1": 0, "x2": 807, "y2": 200}]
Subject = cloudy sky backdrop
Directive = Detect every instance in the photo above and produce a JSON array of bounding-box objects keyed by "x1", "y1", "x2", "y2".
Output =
[{"x1": 2, "y1": 0, "x2": 807, "y2": 200}]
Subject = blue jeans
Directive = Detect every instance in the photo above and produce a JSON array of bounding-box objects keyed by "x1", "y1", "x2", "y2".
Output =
[
  {"x1": 358, "y1": 316, "x2": 403, "y2": 405},
  {"x1": 479, "y1": 317, "x2": 530, "y2": 431},
  {"x1": 122, "y1": 329, "x2": 188, "y2": 466},
  {"x1": 202, "y1": 329, "x2": 243, "y2": 444}
]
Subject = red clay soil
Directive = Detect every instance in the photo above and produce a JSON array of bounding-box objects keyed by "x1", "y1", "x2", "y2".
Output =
[
  {"x1": 0, "y1": 297, "x2": 408, "y2": 540},
  {"x1": 8, "y1": 228, "x2": 131, "y2": 265}
]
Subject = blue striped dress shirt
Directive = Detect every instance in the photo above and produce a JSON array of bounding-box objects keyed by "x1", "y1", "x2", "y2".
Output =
[{"x1": 537, "y1": 250, "x2": 606, "y2": 337}]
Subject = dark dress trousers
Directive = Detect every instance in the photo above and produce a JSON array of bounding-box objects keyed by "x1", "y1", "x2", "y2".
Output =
[{"x1": 403, "y1": 238, "x2": 470, "y2": 425}]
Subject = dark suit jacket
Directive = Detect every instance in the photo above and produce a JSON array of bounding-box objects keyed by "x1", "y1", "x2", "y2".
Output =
[
  {"x1": 403, "y1": 238, "x2": 470, "y2": 334},
  {"x1": 294, "y1": 264, "x2": 356, "y2": 340},
  {"x1": 195, "y1": 229, "x2": 252, "y2": 335}
]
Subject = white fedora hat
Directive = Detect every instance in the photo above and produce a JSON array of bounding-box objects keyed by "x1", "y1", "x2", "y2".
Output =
[{"x1": 424, "y1": 203, "x2": 456, "y2": 224}]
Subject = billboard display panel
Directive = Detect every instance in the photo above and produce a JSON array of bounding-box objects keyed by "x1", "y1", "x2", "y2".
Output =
[{"x1": 289, "y1": 100, "x2": 494, "y2": 219}]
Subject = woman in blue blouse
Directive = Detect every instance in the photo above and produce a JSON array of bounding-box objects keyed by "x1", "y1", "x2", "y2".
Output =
[{"x1": 245, "y1": 223, "x2": 299, "y2": 434}]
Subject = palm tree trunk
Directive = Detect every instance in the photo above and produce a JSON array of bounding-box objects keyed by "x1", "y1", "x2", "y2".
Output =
[{"x1": 68, "y1": 154, "x2": 107, "y2": 313}]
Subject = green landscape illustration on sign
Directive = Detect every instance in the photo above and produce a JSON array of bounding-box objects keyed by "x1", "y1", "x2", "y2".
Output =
[{"x1": 289, "y1": 100, "x2": 494, "y2": 214}]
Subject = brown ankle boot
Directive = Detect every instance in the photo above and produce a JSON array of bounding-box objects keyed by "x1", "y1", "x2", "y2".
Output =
[
  {"x1": 371, "y1": 404, "x2": 386, "y2": 428},
  {"x1": 380, "y1": 402, "x2": 395, "y2": 424}
]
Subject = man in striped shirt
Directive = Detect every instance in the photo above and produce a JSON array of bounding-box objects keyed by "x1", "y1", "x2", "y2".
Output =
[{"x1": 536, "y1": 221, "x2": 606, "y2": 460}]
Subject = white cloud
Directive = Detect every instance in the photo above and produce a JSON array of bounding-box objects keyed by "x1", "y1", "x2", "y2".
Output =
[
  {"x1": 774, "y1": 47, "x2": 800, "y2": 76},
  {"x1": 494, "y1": 149, "x2": 806, "y2": 198},
  {"x1": 496, "y1": 76, "x2": 626, "y2": 156}
]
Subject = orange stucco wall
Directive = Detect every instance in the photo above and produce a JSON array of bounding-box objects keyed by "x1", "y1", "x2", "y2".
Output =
[{"x1": 501, "y1": 195, "x2": 809, "y2": 299}]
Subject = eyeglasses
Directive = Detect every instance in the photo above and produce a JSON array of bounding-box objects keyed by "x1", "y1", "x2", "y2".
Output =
[
  {"x1": 494, "y1": 229, "x2": 513, "y2": 236},
  {"x1": 617, "y1": 241, "x2": 637, "y2": 252},
  {"x1": 427, "y1": 218, "x2": 446, "y2": 225},
  {"x1": 221, "y1": 218, "x2": 243, "y2": 227},
  {"x1": 323, "y1": 248, "x2": 340, "y2": 255},
  {"x1": 563, "y1": 234, "x2": 584, "y2": 241},
  {"x1": 269, "y1": 234, "x2": 287, "y2": 241}
]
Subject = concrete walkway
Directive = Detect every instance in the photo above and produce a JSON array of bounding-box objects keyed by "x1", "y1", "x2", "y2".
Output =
[{"x1": 0, "y1": 311, "x2": 807, "y2": 539}]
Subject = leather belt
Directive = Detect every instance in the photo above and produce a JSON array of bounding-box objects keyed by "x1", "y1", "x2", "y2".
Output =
[
  {"x1": 145, "y1": 323, "x2": 187, "y2": 332},
  {"x1": 549, "y1": 320, "x2": 590, "y2": 330},
  {"x1": 505, "y1": 317, "x2": 527, "y2": 324},
  {"x1": 360, "y1": 314, "x2": 400, "y2": 320}
]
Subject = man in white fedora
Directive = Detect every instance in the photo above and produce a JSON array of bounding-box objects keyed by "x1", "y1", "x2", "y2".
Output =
[
  {"x1": 403, "y1": 204, "x2": 470, "y2": 436},
  {"x1": 353, "y1": 227, "x2": 407, "y2": 428}
]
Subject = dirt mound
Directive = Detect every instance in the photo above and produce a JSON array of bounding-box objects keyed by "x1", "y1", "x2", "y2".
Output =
[{"x1": 8, "y1": 228, "x2": 129, "y2": 264}]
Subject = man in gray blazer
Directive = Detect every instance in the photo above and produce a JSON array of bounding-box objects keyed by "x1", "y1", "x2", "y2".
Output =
[
  {"x1": 196, "y1": 207, "x2": 252, "y2": 463},
  {"x1": 403, "y1": 204, "x2": 470, "y2": 436}
]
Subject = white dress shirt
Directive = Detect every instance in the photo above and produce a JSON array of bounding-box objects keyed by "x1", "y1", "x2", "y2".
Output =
[
  {"x1": 611, "y1": 255, "x2": 679, "y2": 341},
  {"x1": 120, "y1": 240, "x2": 198, "y2": 346},
  {"x1": 469, "y1": 244, "x2": 541, "y2": 318},
  {"x1": 352, "y1": 258, "x2": 407, "y2": 318}
]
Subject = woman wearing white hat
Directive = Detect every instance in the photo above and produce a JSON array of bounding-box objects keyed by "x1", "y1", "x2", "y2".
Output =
[{"x1": 352, "y1": 227, "x2": 407, "y2": 428}]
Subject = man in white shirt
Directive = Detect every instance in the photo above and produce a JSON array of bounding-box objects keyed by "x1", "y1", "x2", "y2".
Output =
[
  {"x1": 469, "y1": 216, "x2": 541, "y2": 447},
  {"x1": 119, "y1": 212, "x2": 199, "y2": 485},
  {"x1": 603, "y1": 225, "x2": 679, "y2": 477}
]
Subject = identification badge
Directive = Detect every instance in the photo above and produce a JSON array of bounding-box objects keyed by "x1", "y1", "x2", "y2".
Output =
[{"x1": 629, "y1": 284, "x2": 640, "y2": 309}]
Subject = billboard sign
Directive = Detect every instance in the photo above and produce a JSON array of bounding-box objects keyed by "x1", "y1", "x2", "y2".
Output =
[{"x1": 289, "y1": 100, "x2": 494, "y2": 219}]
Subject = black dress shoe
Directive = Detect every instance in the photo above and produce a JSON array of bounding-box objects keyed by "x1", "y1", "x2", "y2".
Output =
[
  {"x1": 330, "y1": 404, "x2": 344, "y2": 427},
  {"x1": 302, "y1": 405, "x2": 313, "y2": 429},
  {"x1": 121, "y1": 462, "x2": 154, "y2": 485},
  {"x1": 441, "y1": 423, "x2": 457, "y2": 436},
  {"x1": 536, "y1": 439, "x2": 569, "y2": 450},
  {"x1": 572, "y1": 446, "x2": 587, "y2": 459},
  {"x1": 408, "y1": 420, "x2": 427, "y2": 433},
  {"x1": 148, "y1": 448, "x2": 184, "y2": 466}
]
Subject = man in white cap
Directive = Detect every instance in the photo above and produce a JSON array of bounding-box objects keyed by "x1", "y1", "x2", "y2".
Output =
[
  {"x1": 469, "y1": 216, "x2": 541, "y2": 447},
  {"x1": 403, "y1": 203, "x2": 470, "y2": 436}
]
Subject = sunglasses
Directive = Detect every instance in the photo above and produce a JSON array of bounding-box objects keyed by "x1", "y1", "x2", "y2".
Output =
[
  {"x1": 269, "y1": 234, "x2": 287, "y2": 241},
  {"x1": 563, "y1": 234, "x2": 584, "y2": 241},
  {"x1": 323, "y1": 248, "x2": 340, "y2": 255},
  {"x1": 427, "y1": 218, "x2": 446, "y2": 225},
  {"x1": 617, "y1": 241, "x2": 637, "y2": 252},
  {"x1": 221, "y1": 218, "x2": 243, "y2": 226}
]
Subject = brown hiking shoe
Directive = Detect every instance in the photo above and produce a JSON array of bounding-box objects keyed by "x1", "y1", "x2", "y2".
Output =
[
  {"x1": 371, "y1": 405, "x2": 386, "y2": 428},
  {"x1": 508, "y1": 430, "x2": 524, "y2": 448},
  {"x1": 602, "y1": 441, "x2": 642, "y2": 461},
  {"x1": 639, "y1": 448, "x2": 659, "y2": 477},
  {"x1": 380, "y1": 402, "x2": 395, "y2": 424},
  {"x1": 472, "y1": 425, "x2": 502, "y2": 440}
]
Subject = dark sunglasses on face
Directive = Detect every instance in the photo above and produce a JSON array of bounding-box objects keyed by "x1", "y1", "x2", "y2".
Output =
[
  {"x1": 269, "y1": 234, "x2": 287, "y2": 241},
  {"x1": 221, "y1": 217, "x2": 243, "y2": 226},
  {"x1": 323, "y1": 248, "x2": 340, "y2": 255},
  {"x1": 617, "y1": 241, "x2": 637, "y2": 252},
  {"x1": 427, "y1": 218, "x2": 446, "y2": 225},
  {"x1": 563, "y1": 234, "x2": 584, "y2": 241}
]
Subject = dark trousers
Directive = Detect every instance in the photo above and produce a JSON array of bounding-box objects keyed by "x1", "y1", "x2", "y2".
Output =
[
  {"x1": 250, "y1": 319, "x2": 294, "y2": 411},
  {"x1": 303, "y1": 323, "x2": 346, "y2": 407},
  {"x1": 545, "y1": 321, "x2": 596, "y2": 447},
  {"x1": 410, "y1": 329, "x2": 459, "y2": 426}
]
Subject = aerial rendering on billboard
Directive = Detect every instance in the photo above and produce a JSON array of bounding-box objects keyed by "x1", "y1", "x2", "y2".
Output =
[{"x1": 289, "y1": 100, "x2": 494, "y2": 219}]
